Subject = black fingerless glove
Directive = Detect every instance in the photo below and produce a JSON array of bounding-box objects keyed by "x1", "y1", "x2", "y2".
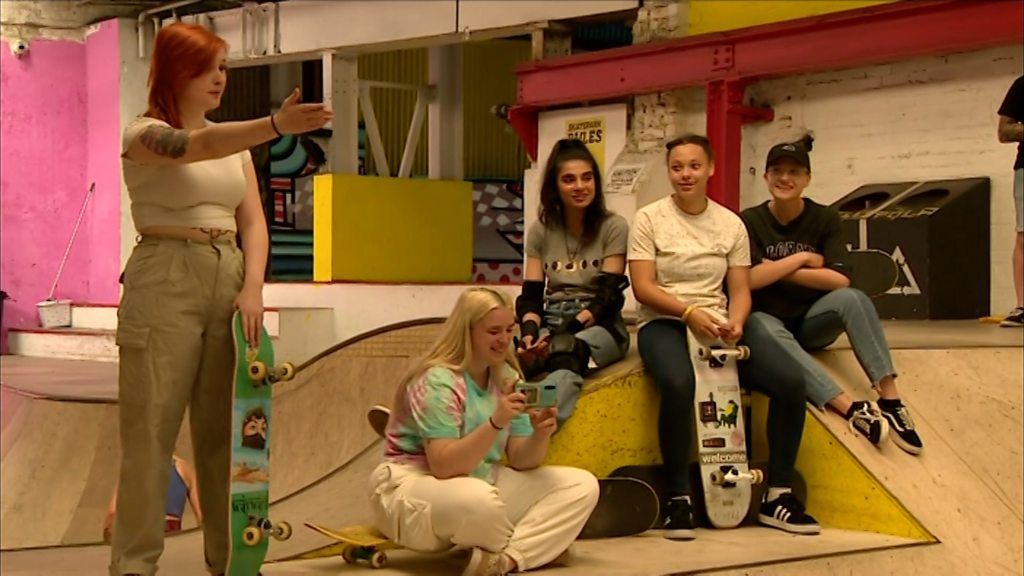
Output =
[
  {"x1": 560, "y1": 318, "x2": 585, "y2": 335},
  {"x1": 521, "y1": 319, "x2": 540, "y2": 342}
]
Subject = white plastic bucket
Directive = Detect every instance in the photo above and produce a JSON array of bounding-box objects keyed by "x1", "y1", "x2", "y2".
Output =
[{"x1": 37, "y1": 299, "x2": 72, "y2": 328}]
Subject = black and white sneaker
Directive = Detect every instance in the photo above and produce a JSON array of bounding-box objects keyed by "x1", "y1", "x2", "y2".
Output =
[
  {"x1": 878, "y1": 400, "x2": 923, "y2": 455},
  {"x1": 1000, "y1": 307, "x2": 1024, "y2": 327},
  {"x1": 847, "y1": 401, "x2": 889, "y2": 446},
  {"x1": 661, "y1": 496, "x2": 696, "y2": 540},
  {"x1": 758, "y1": 492, "x2": 821, "y2": 535}
]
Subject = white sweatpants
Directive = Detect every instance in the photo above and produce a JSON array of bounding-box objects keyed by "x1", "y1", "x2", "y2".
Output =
[{"x1": 368, "y1": 462, "x2": 598, "y2": 571}]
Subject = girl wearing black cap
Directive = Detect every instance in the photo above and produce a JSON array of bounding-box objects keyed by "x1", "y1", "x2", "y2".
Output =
[{"x1": 739, "y1": 136, "x2": 923, "y2": 457}]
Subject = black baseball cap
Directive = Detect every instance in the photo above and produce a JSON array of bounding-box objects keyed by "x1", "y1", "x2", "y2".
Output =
[{"x1": 765, "y1": 142, "x2": 811, "y2": 171}]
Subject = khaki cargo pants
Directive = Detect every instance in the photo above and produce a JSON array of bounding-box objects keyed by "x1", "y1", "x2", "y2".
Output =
[{"x1": 109, "y1": 235, "x2": 243, "y2": 576}]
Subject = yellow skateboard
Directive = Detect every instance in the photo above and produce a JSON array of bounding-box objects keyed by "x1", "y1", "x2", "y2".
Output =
[
  {"x1": 304, "y1": 522, "x2": 401, "y2": 568},
  {"x1": 304, "y1": 406, "x2": 399, "y2": 568}
]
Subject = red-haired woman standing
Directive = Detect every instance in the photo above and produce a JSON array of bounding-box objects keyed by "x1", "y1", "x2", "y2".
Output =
[{"x1": 109, "y1": 23, "x2": 331, "y2": 576}]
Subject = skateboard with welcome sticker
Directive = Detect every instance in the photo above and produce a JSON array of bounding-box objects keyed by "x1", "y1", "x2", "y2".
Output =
[{"x1": 688, "y1": 319, "x2": 763, "y2": 529}]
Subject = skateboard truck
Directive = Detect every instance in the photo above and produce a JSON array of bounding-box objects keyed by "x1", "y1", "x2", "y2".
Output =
[
  {"x1": 709, "y1": 466, "x2": 763, "y2": 487},
  {"x1": 342, "y1": 545, "x2": 389, "y2": 569},
  {"x1": 242, "y1": 516, "x2": 293, "y2": 546},
  {"x1": 697, "y1": 346, "x2": 750, "y2": 368},
  {"x1": 247, "y1": 352, "x2": 296, "y2": 387}
]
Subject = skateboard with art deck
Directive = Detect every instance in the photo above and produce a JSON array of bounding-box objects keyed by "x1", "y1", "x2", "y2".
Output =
[
  {"x1": 688, "y1": 317, "x2": 763, "y2": 529},
  {"x1": 226, "y1": 311, "x2": 295, "y2": 575}
]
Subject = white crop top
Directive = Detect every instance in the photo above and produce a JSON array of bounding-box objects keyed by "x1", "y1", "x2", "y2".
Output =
[{"x1": 121, "y1": 116, "x2": 252, "y2": 231}]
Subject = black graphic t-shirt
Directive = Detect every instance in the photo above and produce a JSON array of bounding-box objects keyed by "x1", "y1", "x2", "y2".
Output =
[
  {"x1": 998, "y1": 74, "x2": 1024, "y2": 170},
  {"x1": 741, "y1": 199, "x2": 850, "y2": 321}
]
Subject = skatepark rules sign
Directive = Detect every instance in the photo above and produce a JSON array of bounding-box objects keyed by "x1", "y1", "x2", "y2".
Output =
[{"x1": 565, "y1": 117, "x2": 606, "y2": 173}]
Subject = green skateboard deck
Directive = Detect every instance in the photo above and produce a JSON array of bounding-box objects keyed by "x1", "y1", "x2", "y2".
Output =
[{"x1": 226, "y1": 312, "x2": 295, "y2": 575}]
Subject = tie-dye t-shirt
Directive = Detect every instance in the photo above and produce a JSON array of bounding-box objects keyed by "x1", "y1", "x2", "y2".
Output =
[{"x1": 384, "y1": 363, "x2": 533, "y2": 483}]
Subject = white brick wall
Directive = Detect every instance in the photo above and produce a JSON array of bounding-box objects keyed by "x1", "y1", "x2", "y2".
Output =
[{"x1": 739, "y1": 45, "x2": 1023, "y2": 315}]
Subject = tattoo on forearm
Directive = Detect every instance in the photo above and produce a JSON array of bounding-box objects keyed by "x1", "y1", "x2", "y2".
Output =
[{"x1": 139, "y1": 126, "x2": 189, "y2": 159}]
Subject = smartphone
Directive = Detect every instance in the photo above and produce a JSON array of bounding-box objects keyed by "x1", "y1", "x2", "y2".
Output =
[{"x1": 515, "y1": 382, "x2": 558, "y2": 408}]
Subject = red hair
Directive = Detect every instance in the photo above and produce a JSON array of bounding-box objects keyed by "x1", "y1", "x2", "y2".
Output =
[{"x1": 147, "y1": 23, "x2": 227, "y2": 128}]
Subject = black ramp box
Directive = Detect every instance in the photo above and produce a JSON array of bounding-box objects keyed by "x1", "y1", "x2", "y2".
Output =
[
  {"x1": 865, "y1": 178, "x2": 990, "y2": 319},
  {"x1": 834, "y1": 182, "x2": 917, "y2": 252}
]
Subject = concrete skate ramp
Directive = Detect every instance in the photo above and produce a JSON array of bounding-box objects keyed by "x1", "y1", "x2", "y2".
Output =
[
  {"x1": 0, "y1": 381, "x2": 201, "y2": 550},
  {"x1": 267, "y1": 318, "x2": 443, "y2": 501},
  {"x1": 0, "y1": 318, "x2": 445, "y2": 551}
]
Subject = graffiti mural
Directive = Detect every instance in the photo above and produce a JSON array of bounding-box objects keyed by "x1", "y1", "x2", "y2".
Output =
[
  {"x1": 268, "y1": 135, "x2": 328, "y2": 230},
  {"x1": 471, "y1": 180, "x2": 524, "y2": 284}
]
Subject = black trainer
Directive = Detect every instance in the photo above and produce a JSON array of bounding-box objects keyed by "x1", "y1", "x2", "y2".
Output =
[
  {"x1": 1000, "y1": 307, "x2": 1024, "y2": 327},
  {"x1": 878, "y1": 400, "x2": 924, "y2": 455},
  {"x1": 661, "y1": 496, "x2": 696, "y2": 540},
  {"x1": 847, "y1": 400, "x2": 889, "y2": 446},
  {"x1": 758, "y1": 491, "x2": 821, "y2": 535}
]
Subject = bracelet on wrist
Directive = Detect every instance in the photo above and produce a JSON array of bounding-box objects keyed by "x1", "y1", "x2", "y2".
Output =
[
  {"x1": 681, "y1": 304, "x2": 696, "y2": 322},
  {"x1": 269, "y1": 114, "x2": 283, "y2": 137},
  {"x1": 488, "y1": 416, "x2": 504, "y2": 431}
]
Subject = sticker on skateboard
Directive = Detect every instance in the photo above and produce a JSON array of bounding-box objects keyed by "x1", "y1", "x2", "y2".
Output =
[
  {"x1": 226, "y1": 311, "x2": 295, "y2": 575},
  {"x1": 688, "y1": 317, "x2": 762, "y2": 529},
  {"x1": 578, "y1": 477, "x2": 659, "y2": 539}
]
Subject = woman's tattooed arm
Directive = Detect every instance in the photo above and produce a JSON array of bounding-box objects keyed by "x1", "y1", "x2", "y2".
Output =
[{"x1": 138, "y1": 125, "x2": 189, "y2": 159}]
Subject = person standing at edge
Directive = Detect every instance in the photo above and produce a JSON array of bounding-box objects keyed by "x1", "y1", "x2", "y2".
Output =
[{"x1": 997, "y1": 74, "x2": 1024, "y2": 327}]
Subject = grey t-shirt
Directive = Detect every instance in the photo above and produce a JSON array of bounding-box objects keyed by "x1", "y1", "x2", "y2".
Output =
[{"x1": 526, "y1": 214, "x2": 629, "y2": 302}]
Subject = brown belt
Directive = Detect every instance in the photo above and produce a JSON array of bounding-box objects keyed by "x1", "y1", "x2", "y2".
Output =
[{"x1": 138, "y1": 227, "x2": 236, "y2": 243}]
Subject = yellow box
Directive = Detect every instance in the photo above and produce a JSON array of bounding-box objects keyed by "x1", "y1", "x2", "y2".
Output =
[{"x1": 313, "y1": 174, "x2": 473, "y2": 283}]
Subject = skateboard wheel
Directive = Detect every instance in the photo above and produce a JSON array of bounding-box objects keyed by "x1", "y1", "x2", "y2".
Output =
[
  {"x1": 278, "y1": 362, "x2": 295, "y2": 382},
  {"x1": 750, "y1": 468, "x2": 764, "y2": 485},
  {"x1": 272, "y1": 520, "x2": 292, "y2": 541},
  {"x1": 341, "y1": 546, "x2": 356, "y2": 564},
  {"x1": 370, "y1": 551, "x2": 387, "y2": 569},
  {"x1": 736, "y1": 346, "x2": 750, "y2": 360},
  {"x1": 248, "y1": 361, "x2": 267, "y2": 381},
  {"x1": 242, "y1": 526, "x2": 262, "y2": 546}
]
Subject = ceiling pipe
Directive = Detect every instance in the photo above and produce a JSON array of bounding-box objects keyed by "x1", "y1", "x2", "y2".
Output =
[{"x1": 136, "y1": 0, "x2": 204, "y2": 58}]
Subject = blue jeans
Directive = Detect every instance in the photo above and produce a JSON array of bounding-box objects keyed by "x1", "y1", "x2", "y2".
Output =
[
  {"x1": 638, "y1": 320, "x2": 806, "y2": 495},
  {"x1": 541, "y1": 300, "x2": 629, "y2": 427},
  {"x1": 740, "y1": 287, "x2": 897, "y2": 408}
]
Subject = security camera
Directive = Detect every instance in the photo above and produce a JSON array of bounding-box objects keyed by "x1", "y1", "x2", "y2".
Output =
[{"x1": 10, "y1": 39, "x2": 29, "y2": 57}]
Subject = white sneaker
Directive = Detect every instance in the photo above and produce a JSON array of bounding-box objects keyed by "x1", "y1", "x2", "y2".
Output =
[{"x1": 462, "y1": 547, "x2": 509, "y2": 576}]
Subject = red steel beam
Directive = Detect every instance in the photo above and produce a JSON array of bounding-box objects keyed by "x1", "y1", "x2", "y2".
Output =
[
  {"x1": 706, "y1": 80, "x2": 774, "y2": 208},
  {"x1": 516, "y1": 0, "x2": 1024, "y2": 107}
]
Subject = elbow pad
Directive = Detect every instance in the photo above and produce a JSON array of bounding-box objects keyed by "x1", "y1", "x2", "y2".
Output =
[
  {"x1": 586, "y1": 273, "x2": 630, "y2": 322},
  {"x1": 515, "y1": 280, "x2": 546, "y2": 321}
]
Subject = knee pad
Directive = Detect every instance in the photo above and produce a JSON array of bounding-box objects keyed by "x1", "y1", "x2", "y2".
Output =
[{"x1": 545, "y1": 333, "x2": 591, "y2": 376}]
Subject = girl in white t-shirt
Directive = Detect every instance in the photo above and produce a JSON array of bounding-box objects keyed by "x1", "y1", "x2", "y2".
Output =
[
  {"x1": 628, "y1": 134, "x2": 818, "y2": 540},
  {"x1": 110, "y1": 23, "x2": 331, "y2": 576}
]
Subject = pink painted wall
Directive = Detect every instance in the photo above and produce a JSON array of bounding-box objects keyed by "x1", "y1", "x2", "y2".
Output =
[
  {"x1": 0, "y1": 21, "x2": 122, "y2": 344},
  {"x1": 85, "y1": 22, "x2": 124, "y2": 306}
]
